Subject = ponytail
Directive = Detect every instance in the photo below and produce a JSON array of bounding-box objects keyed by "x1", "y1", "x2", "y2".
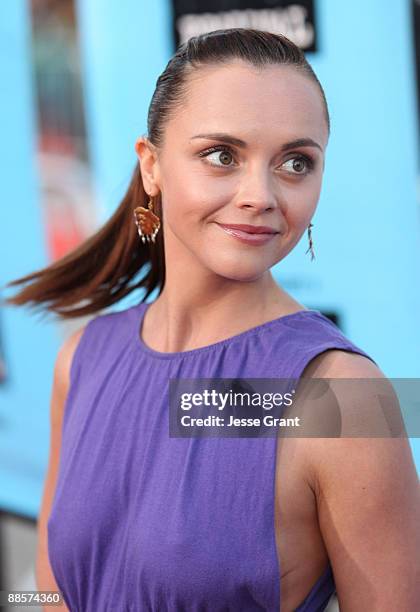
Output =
[{"x1": 2, "y1": 164, "x2": 165, "y2": 319}]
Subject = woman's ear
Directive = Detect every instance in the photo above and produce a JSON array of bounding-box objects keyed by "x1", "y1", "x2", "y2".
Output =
[{"x1": 135, "y1": 136, "x2": 161, "y2": 195}]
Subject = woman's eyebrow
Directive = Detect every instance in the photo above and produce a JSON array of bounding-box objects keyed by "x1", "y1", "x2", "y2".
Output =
[{"x1": 190, "y1": 133, "x2": 323, "y2": 153}]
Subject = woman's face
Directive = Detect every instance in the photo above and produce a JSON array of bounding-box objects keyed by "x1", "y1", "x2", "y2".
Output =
[{"x1": 137, "y1": 61, "x2": 329, "y2": 282}]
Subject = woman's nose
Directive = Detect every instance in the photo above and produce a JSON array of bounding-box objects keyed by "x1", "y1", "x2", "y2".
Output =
[{"x1": 234, "y1": 169, "x2": 279, "y2": 213}]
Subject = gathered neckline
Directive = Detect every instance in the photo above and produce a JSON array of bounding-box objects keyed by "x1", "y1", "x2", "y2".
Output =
[{"x1": 133, "y1": 301, "x2": 323, "y2": 361}]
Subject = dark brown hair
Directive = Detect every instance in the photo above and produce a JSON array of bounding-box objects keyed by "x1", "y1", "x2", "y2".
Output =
[{"x1": 3, "y1": 28, "x2": 330, "y2": 319}]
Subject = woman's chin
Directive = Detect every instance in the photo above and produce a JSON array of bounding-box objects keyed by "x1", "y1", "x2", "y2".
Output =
[{"x1": 204, "y1": 259, "x2": 273, "y2": 283}]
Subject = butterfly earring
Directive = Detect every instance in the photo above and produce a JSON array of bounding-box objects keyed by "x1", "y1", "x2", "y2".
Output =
[{"x1": 133, "y1": 195, "x2": 161, "y2": 244}]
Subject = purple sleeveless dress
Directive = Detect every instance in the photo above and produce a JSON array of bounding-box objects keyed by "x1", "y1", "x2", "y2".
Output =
[{"x1": 47, "y1": 300, "x2": 377, "y2": 611}]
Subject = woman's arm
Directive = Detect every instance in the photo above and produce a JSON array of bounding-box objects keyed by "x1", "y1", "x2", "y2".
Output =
[
  {"x1": 302, "y1": 350, "x2": 420, "y2": 611},
  {"x1": 35, "y1": 326, "x2": 86, "y2": 611}
]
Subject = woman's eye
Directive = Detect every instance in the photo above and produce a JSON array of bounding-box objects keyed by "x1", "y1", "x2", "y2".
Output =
[
  {"x1": 198, "y1": 147, "x2": 314, "y2": 174},
  {"x1": 282, "y1": 155, "x2": 314, "y2": 175},
  {"x1": 198, "y1": 146, "x2": 236, "y2": 167}
]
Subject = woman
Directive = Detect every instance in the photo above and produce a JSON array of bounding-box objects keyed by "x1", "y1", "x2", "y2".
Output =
[{"x1": 5, "y1": 28, "x2": 419, "y2": 612}]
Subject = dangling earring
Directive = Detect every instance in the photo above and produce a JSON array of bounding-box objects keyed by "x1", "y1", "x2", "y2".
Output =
[
  {"x1": 305, "y1": 222, "x2": 315, "y2": 261},
  {"x1": 134, "y1": 195, "x2": 161, "y2": 244}
]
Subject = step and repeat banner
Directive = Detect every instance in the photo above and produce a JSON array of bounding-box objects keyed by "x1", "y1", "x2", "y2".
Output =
[{"x1": 172, "y1": 0, "x2": 317, "y2": 50}]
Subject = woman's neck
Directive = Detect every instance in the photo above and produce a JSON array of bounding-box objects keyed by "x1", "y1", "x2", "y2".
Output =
[{"x1": 142, "y1": 274, "x2": 306, "y2": 353}]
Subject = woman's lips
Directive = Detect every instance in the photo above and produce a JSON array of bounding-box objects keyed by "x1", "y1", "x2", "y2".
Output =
[{"x1": 215, "y1": 223, "x2": 280, "y2": 246}]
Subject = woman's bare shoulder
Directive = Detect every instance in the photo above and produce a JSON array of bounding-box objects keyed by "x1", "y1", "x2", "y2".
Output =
[
  {"x1": 299, "y1": 347, "x2": 402, "y2": 453},
  {"x1": 302, "y1": 346, "x2": 384, "y2": 379},
  {"x1": 54, "y1": 325, "x2": 88, "y2": 391},
  {"x1": 299, "y1": 349, "x2": 420, "y2": 608}
]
